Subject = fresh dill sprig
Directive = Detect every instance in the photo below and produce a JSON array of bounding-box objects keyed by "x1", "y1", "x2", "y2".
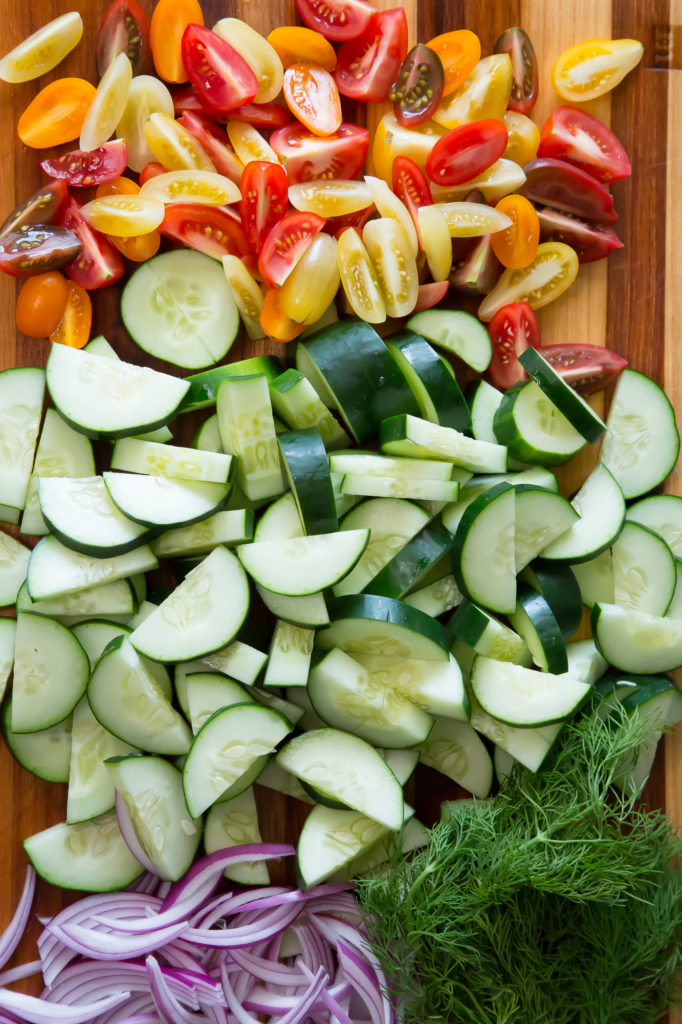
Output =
[{"x1": 358, "y1": 707, "x2": 682, "y2": 1024}]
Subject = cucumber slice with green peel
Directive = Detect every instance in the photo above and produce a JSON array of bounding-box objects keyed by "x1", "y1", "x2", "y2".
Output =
[
  {"x1": 3, "y1": 700, "x2": 72, "y2": 783},
  {"x1": 12, "y1": 613, "x2": 89, "y2": 734},
  {"x1": 17, "y1": 578, "x2": 135, "y2": 625},
  {"x1": 471, "y1": 700, "x2": 562, "y2": 773},
  {"x1": 296, "y1": 802, "x2": 391, "y2": 889},
  {"x1": 611, "y1": 520, "x2": 676, "y2": 616},
  {"x1": 381, "y1": 414, "x2": 507, "y2": 473},
  {"x1": 351, "y1": 652, "x2": 469, "y2": 720},
  {"x1": 380, "y1": 748, "x2": 419, "y2": 786},
  {"x1": 418, "y1": 717, "x2": 493, "y2": 797},
  {"x1": 185, "y1": 672, "x2": 255, "y2": 733},
  {"x1": 508, "y1": 583, "x2": 568, "y2": 673},
  {"x1": 256, "y1": 760, "x2": 314, "y2": 803},
  {"x1": 204, "y1": 788, "x2": 269, "y2": 885},
  {"x1": 253, "y1": 688, "x2": 305, "y2": 727},
  {"x1": 591, "y1": 602, "x2": 682, "y2": 673},
  {"x1": 614, "y1": 678, "x2": 682, "y2": 795},
  {"x1": 121, "y1": 250, "x2": 239, "y2": 369},
  {"x1": 562, "y1": 638, "x2": 608, "y2": 685},
  {"x1": 21, "y1": 408, "x2": 95, "y2": 536},
  {"x1": 385, "y1": 329, "x2": 471, "y2": 433},
  {"x1": 38, "y1": 476, "x2": 151, "y2": 557},
  {"x1": 468, "y1": 379, "x2": 503, "y2": 444},
  {"x1": 448, "y1": 600, "x2": 529, "y2": 664},
  {"x1": 103, "y1": 472, "x2": 230, "y2": 530},
  {"x1": 254, "y1": 492, "x2": 303, "y2": 542},
  {"x1": 340, "y1": 474, "x2": 460, "y2": 503},
  {"x1": 0, "y1": 617, "x2": 16, "y2": 703},
  {"x1": 539, "y1": 464, "x2": 626, "y2": 563},
  {"x1": 493, "y1": 380, "x2": 586, "y2": 466},
  {"x1": 276, "y1": 727, "x2": 404, "y2": 831},
  {"x1": 406, "y1": 309, "x2": 492, "y2": 372},
  {"x1": 0, "y1": 366, "x2": 45, "y2": 519},
  {"x1": 519, "y1": 347, "x2": 607, "y2": 444},
  {"x1": 452, "y1": 483, "x2": 516, "y2": 614},
  {"x1": 626, "y1": 493, "x2": 682, "y2": 557},
  {"x1": 0, "y1": 530, "x2": 30, "y2": 606},
  {"x1": 570, "y1": 549, "x2": 614, "y2": 607},
  {"x1": 202, "y1": 640, "x2": 268, "y2": 685},
  {"x1": 27, "y1": 535, "x2": 158, "y2": 601},
  {"x1": 403, "y1": 573, "x2": 463, "y2": 617},
  {"x1": 107, "y1": 755, "x2": 202, "y2": 881},
  {"x1": 340, "y1": 814, "x2": 428, "y2": 880},
  {"x1": 331, "y1": 472, "x2": 363, "y2": 516},
  {"x1": 284, "y1": 686, "x2": 327, "y2": 730},
  {"x1": 88, "y1": 636, "x2": 192, "y2": 755},
  {"x1": 441, "y1": 468, "x2": 555, "y2": 537},
  {"x1": 192, "y1": 413, "x2": 223, "y2": 453},
  {"x1": 295, "y1": 321, "x2": 418, "y2": 443},
  {"x1": 319, "y1": 594, "x2": 451, "y2": 662},
  {"x1": 277, "y1": 429, "x2": 337, "y2": 535},
  {"x1": 110, "y1": 438, "x2": 234, "y2": 484},
  {"x1": 152, "y1": 509, "x2": 254, "y2": 558},
  {"x1": 307, "y1": 647, "x2": 433, "y2": 748},
  {"x1": 256, "y1": 584, "x2": 330, "y2": 629},
  {"x1": 183, "y1": 703, "x2": 291, "y2": 818},
  {"x1": 24, "y1": 810, "x2": 144, "y2": 892},
  {"x1": 519, "y1": 561, "x2": 583, "y2": 641},
  {"x1": 67, "y1": 699, "x2": 137, "y2": 824},
  {"x1": 513, "y1": 485, "x2": 579, "y2": 572},
  {"x1": 269, "y1": 369, "x2": 350, "y2": 450},
  {"x1": 666, "y1": 560, "x2": 682, "y2": 620},
  {"x1": 47, "y1": 345, "x2": 189, "y2": 440},
  {"x1": 131, "y1": 546, "x2": 250, "y2": 662},
  {"x1": 179, "y1": 355, "x2": 282, "y2": 413},
  {"x1": 264, "y1": 620, "x2": 314, "y2": 688},
  {"x1": 128, "y1": 600, "x2": 159, "y2": 629},
  {"x1": 471, "y1": 656, "x2": 590, "y2": 727},
  {"x1": 329, "y1": 451, "x2": 456, "y2": 481},
  {"x1": 217, "y1": 374, "x2": 284, "y2": 502},
  {"x1": 238, "y1": 530, "x2": 370, "y2": 596},
  {"x1": 600, "y1": 369, "x2": 680, "y2": 500},
  {"x1": 334, "y1": 498, "x2": 429, "y2": 598},
  {"x1": 364, "y1": 521, "x2": 455, "y2": 599}
]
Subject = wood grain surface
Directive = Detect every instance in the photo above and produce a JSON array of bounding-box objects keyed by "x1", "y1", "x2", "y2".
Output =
[{"x1": 0, "y1": 0, "x2": 680, "y2": 1011}]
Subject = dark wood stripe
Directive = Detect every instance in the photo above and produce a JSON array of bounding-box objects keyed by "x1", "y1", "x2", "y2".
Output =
[{"x1": 418, "y1": 0, "x2": 521, "y2": 53}]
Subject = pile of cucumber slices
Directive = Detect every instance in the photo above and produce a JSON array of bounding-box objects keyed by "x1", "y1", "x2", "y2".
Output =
[{"x1": 1, "y1": 295, "x2": 681, "y2": 895}]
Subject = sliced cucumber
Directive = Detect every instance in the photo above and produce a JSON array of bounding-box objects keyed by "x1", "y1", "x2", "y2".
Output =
[
  {"x1": 204, "y1": 788, "x2": 269, "y2": 885},
  {"x1": 0, "y1": 366, "x2": 45, "y2": 519},
  {"x1": 519, "y1": 561, "x2": 583, "y2": 641},
  {"x1": 238, "y1": 530, "x2": 369, "y2": 596},
  {"x1": 254, "y1": 491, "x2": 303, "y2": 542},
  {"x1": 193, "y1": 413, "x2": 223, "y2": 453},
  {"x1": 666, "y1": 560, "x2": 682, "y2": 621},
  {"x1": 202, "y1": 640, "x2": 267, "y2": 685},
  {"x1": 334, "y1": 497, "x2": 429, "y2": 597},
  {"x1": 452, "y1": 483, "x2": 516, "y2": 614},
  {"x1": 318, "y1": 594, "x2": 451, "y2": 662},
  {"x1": 406, "y1": 309, "x2": 492, "y2": 372},
  {"x1": 46, "y1": 345, "x2": 189, "y2": 439},
  {"x1": 296, "y1": 802, "x2": 391, "y2": 889},
  {"x1": 153, "y1": 509, "x2": 253, "y2": 557},
  {"x1": 539, "y1": 464, "x2": 625, "y2": 563},
  {"x1": 263, "y1": 620, "x2": 314, "y2": 688},
  {"x1": 180, "y1": 355, "x2": 282, "y2": 413},
  {"x1": 448, "y1": 600, "x2": 528, "y2": 664},
  {"x1": 255, "y1": 760, "x2": 314, "y2": 803},
  {"x1": 12, "y1": 613, "x2": 89, "y2": 734},
  {"x1": 128, "y1": 600, "x2": 158, "y2": 629},
  {"x1": 611, "y1": 520, "x2": 676, "y2": 616},
  {"x1": 104, "y1": 472, "x2": 230, "y2": 530},
  {"x1": 67, "y1": 699, "x2": 137, "y2": 824},
  {"x1": 591, "y1": 603, "x2": 682, "y2": 673},
  {"x1": 341, "y1": 815, "x2": 428, "y2": 879},
  {"x1": 340, "y1": 474, "x2": 459, "y2": 503},
  {"x1": 276, "y1": 727, "x2": 404, "y2": 831},
  {"x1": 385, "y1": 329, "x2": 471, "y2": 433},
  {"x1": 256, "y1": 583, "x2": 329, "y2": 629},
  {"x1": 563, "y1": 638, "x2": 608, "y2": 685},
  {"x1": 0, "y1": 617, "x2": 16, "y2": 703},
  {"x1": 365, "y1": 521, "x2": 455, "y2": 599},
  {"x1": 21, "y1": 407, "x2": 95, "y2": 536},
  {"x1": 519, "y1": 347, "x2": 606, "y2": 444},
  {"x1": 571, "y1": 549, "x2": 615, "y2": 607},
  {"x1": 513, "y1": 485, "x2": 578, "y2": 572},
  {"x1": 0, "y1": 530, "x2": 30, "y2": 606},
  {"x1": 442, "y1": 468, "x2": 554, "y2": 536},
  {"x1": 381, "y1": 414, "x2": 507, "y2": 473},
  {"x1": 253, "y1": 687, "x2": 305, "y2": 727},
  {"x1": 17, "y1": 578, "x2": 134, "y2": 625},
  {"x1": 186, "y1": 672, "x2": 255, "y2": 733},
  {"x1": 471, "y1": 700, "x2": 561, "y2": 773},
  {"x1": 418, "y1": 717, "x2": 493, "y2": 797},
  {"x1": 471, "y1": 656, "x2": 590, "y2": 727},
  {"x1": 121, "y1": 249, "x2": 239, "y2": 368},
  {"x1": 508, "y1": 583, "x2": 568, "y2": 673},
  {"x1": 27, "y1": 535, "x2": 158, "y2": 601},
  {"x1": 493, "y1": 380, "x2": 586, "y2": 466},
  {"x1": 111, "y1": 437, "x2": 233, "y2": 484},
  {"x1": 627, "y1": 494, "x2": 682, "y2": 558},
  {"x1": 269, "y1": 368, "x2": 349, "y2": 450},
  {"x1": 3, "y1": 699, "x2": 72, "y2": 784},
  {"x1": 403, "y1": 573, "x2": 463, "y2": 618},
  {"x1": 600, "y1": 368, "x2": 680, "y2": 499},
  {"x1": 277, "y1": 428, "x2": 337, "y2": 535},
  {"x1": 24, "y1": 810, "x2": 143, "y2": 891},
  {"x1": 468, "y1": 379, "x2": 503, "y2": 444},
  {"x1": 217, "y1": 374, "x2": 284, "y2": 501},
  {"x1": 329, "y1": 451, "x2": 456, "y2": 481},
  {"x1": 38, "y1": 476, "x2": 150, "y2": 556}
]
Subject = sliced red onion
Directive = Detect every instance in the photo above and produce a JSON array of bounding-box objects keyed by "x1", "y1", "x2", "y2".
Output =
[
  {"x1": 0, "y1": 988, "x2": 130, "y2": 1024},
  {"x1": 0, "y1": 959, "x2": 42, "y2": 987},
  {"x1": 161, "y1": 845, "x2": 294, "y2": 913},
  {"x1": 46, "y1": 920, "x2": 188, "y2": 960},
  {"x1": 184, "y1": 904, "x2": 303, "y2": 948},
  {"x1": 300, "y1": 963, "x2": 355, "y2": 1024},
  {"x1": 146, "y1": 955, "x2": 207, "y2": 1024},
  {"x1": 337, "y1": 942, "x2": 390, "y2": 1024},
  {"x1": 0, "y1": 867, "x2": 35, "y2": 971},
  {"x1": 115, "y1": 792, "x2": 159, "y2": 876}
]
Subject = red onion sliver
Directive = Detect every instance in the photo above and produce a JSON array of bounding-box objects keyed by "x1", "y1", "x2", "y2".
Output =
[
  {"x1": 0, "y1": 959, "x2": 42, "y2": 987},
  {"x1": 184, "y1": 903, "x2": 302, "y2": 948},
  {"x1": 146, "y1": 955, "x2": 206, "y2": 1024},
  {"x1": 46, "y1": 920, "x2": 188, "y2": 960},
  {"x1": 0, "y1": 988, "x2": 130, "y2": 1024},
  {"x1": 0, "y1": 866, "x2": 35, "y2": 971},
  {"x1": 161, "y1": 845, "x2": 294, "y2": 912},
  {"x1": 337, "y1": 942, "x2": 388, "y2": 1024}
]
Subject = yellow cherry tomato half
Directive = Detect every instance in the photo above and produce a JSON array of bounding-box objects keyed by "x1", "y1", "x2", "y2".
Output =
[
  {"x1": 279, "y1": 233, "x2": 340, "y2": 325},
  {"x1": 371, "y1": 112, "x2": 446, "y2": 185},
  {"x1": 552, "y1": 38, "x2": 644, "y2": 102},
  {"x1": 436, "y1": 202, "x2": 512, "y2": 237},
  {"x1": 0, "y1": 11, "x2": 83, "y2": 83},
  {"x1": 116, "y1": 75, "x2": 175, "y2": 173},
  {"x1": 337, "y1": 227, "x2": 386, "y2": 325},
  {"x1": 81, "y1": 195, "x2": 165, "y2": 236},
  {"x1": 140, "y1": 169, "x2": 241, "y2": 206},
  {"x1": 363, "y1": 218, "x2": 419, "y2": 319},
  {"x1": 222, "y1": 255, "x2": 265, "y2": 340},
  {"x1": 260, "y1": 287, "x2": 307, "y2": 343},
  {"x1": 430, "y1": 159, "x2": 526, "y2": 204},
  {"x1": 18, "y1": 78, "x2": 96, "y2": 148},
  {"x1": 288, "y1": 180, "x2": 372, "y2": 217},
  {"x1": 267, "y1": 26, "x2": 336, "y2": 71},
  {"x1": 49, "y1": 281, "x2": 92, "y2": 349},
  {"x1": 80, "y1": 51, "x2": 132, "y2": 151},
  {"x1": 491, "y1": 195, "x2": 539, "y2": 269},
  {"x1": 416, "y1": 205, "x2": 453, "y2": 282},
  {"x1": 426, "y1": 29, "x2": 480, "y2": 97},
  {"x1": 503, "y1": 111, "x2": 540, "y2": 167},
  {"x1": 364, "y1": 175, "x2": 418, "y2": 258},
  {"x1": 432, "y1": 54, "x2": 512, "y2": 130},
  {"x1": 150, "y1": 0, "x2": 203, "y2": 83},
  {"x1": 478, "y1": 241, "x2": 579, "y2": 321},
  {"x1": 213, "y1": 18, "x2": 284, "y2": 103},
  {"x1": 283, "y1": 63, "x2": 342, "y2": 138},
  {"x1": 226, "y1": 121, "x2": 280, "y2": 166},
  {"x1": 144, "y1": 113, "x2": 215, "y2": 171},
  {"x1": 15, "y1": 272, "x2": 70, "y2": 338}
]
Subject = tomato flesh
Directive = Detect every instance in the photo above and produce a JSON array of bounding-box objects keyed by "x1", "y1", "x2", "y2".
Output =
[
  {"x1": 239, "y1": 161, "x2": 289, "y2": 252},
  {"x1": 258, "y1": 211, "x2": 326, "y2": 288},
  {"x1": 413, "y1": 280, "x2": 450, "y2": 312},
  {"x1": 390, "y1": 43, "x2": 444, "y2": 127},
  {"x1": 323, "y1": 204, "x2": 375, "y2": 239},
  {"x1": 0, "y1": 181, "x2": 68, "y2": 236},
  {"x1": 487, "y1": 301, "x2": 540, "y2": 389},
  {"x1": 426, "y1": 119, "x2": 508, "y2": 187},
  {"x1": 18, "y1": 78, "x2": 97, "y2": 148},
  {"x1": 538, "y1": 343, "x2": 628, "y2": 395},
  {"x1": 538, "y1": 106, "x2": 631, "y2": 184},
  {"x1": 39, "y1": 140, "x2": 129, "y2": 188},
  {"x1": 178, "y1": 112, "x2": 244, "y2": 183},
  {"x1": 392, "y1": 155, "x2": 432, "y2": 241},
  {"x1": 181, "y1": 24, "x2": 259, "y2": 112},
  {"x1": 270, "y1": 122, "x2": 369, "y2": 183},
  {"x1": 491, "y1": 194, "x2": 539, "y2": 269},
  {"x1": 96, "y1": 0, "x2": 150, "y2": 76},
  {"x1": 0, "y1": 225, "x2": 82, "y2": 278},
  {"x1": 49, "y1": 281, "x2": 92, "y2": 349},
  {"x1": 520, "y1": 157, "x2": 617, "y2": 225},
  {"x1": 536, "y1": 206, "x2": 623, "y2": 263},
  {"x1": 283, "y1": 64, "x2": 342, "y2": 137},
  {"x1": 335, "y1": 8, "x2": 408, "y2": 103},
  {"x1": 160, "y1": 202, "x2": 255, "y2": 269},
  {"x1": 494, "y1": 27, "x2": 538, "y2": 114},
  {"x1": 15, "y1": 272, "x2": 70, "y2": 337},
  {"x1": 426, "y1": 29, "x2": 480, "y2": 96},
  {"x1": 57, "y1": 196, "x2": 125, "y2": 290},
  {"x1": 294, "y1": 0, "x2": 375, "y2": 42}
]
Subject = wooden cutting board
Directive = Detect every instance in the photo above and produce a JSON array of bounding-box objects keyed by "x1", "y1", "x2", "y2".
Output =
[{"x1": 1, "y1": 0, "x2": 681, "y2": 1012}]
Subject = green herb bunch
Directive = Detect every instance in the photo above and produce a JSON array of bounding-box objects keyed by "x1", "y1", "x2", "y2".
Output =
[{"x1": 358, "y1": 708, "x2": 682, "y2": 1024}]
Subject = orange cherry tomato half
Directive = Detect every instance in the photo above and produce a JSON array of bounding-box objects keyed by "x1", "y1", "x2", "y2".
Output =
[
  {"x1": 283, "y1": 63, "x2": 342, "y2": 137},
  {"x1": 491, "y1": 194, "x2": 540, "y2": 269},
  {"x1": 150, "y1": 0, "x2": 203, "y2": 83},
  {"x1": 110, "y1": 229, "x2": 161, "y2": 261},
  {"x1": 267, "y1": 26, "x2": 337, "y2": 71},
  {"x1": 15, "y1": 272, "x2": 70, "y2": 338},
  {"x1": 96, "y1": 176, "x2": 140, "y2": 198},
  {"x1": 139, "y1": 161, "x2": 167, "y2": 185},
  {"x1": 426, "y1": 29, "x2": 481, "y2": 96},
  {"x1": 48, "y1": 281, "x2": 92, "y2": 348},
  {"x1": 260, "y1": 287, "x2": 307, "y2": 343},
  {"x1": 18, "y1": 78, "x2": 97, "y2": 149}
]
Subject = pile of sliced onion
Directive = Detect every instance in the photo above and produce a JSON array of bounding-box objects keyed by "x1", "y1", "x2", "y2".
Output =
[{"x1": 0, "y1": 844, "x2": 393, "y2": 1024}]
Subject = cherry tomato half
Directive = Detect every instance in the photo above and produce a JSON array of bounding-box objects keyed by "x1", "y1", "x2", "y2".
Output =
[
  {"x1": 323, "y1": 204, "x2": 375, "y2": 239},
  {"x1": 426, "y1": 29, "x2": 480, "y2": 96},
  {"x1": 0, "y1": 12, "x2": 83, "y2": 84},
  {"x1": 96, "y1": 0, "x2": 150, "y2": 77},
  {"x1": 57, "y1": 196, "x2": 125, "y2": 290},
  {"x1": 181, "y1": 24, "x2": 259, "y2": 112},
  {"x1": 426, "y1": 119, "x2": 508, "y2": 187},
  {"x1": 491, "y1": 195, "x2": 539, "y2": 269},
  {"x1": 536, "y1": 206, "x2": 623, "y2": 263},
  {"x1": 283, "y1": 64, "x2": 342, "y2": 137},
  {"x1": 552, "y1": 38, "x2": 643, "y2": 103},
  {"x1": 538, "y1": 344, "x2": 628, "y2": 396},
  {"x1": 220, "y1": 102, "x2": 291, "y2": 129},
  {"x1": 49, "y1": 282, "x2": 92, "y2": 349},
  {"x1": 270, "y1": 122, "x2": 369, "y2": 183},
  {"x1": 391, "y1": 43, "x2": 444, "y2": 127},
  {"x1": 260, "y1": 286, "x2": 307, "y2": 342},
  {"x1": 487, "y1": 301, "x2": 540, "y2": 389},
  {"x1": 178, "y1": 112, "x2": 244, "y2": 183},
  {"x1": 39, "y1": 140, "x2": 129, "y2": 188},
  {"x1": 267, "y1": 26, "x2": 337, "y2": 71},
  {"x1": 494, "y1": 27, "x2": 538, "y2": 114},
  {"x1": 0, "y1": 181, "x2": 68, "y2": 236},
  {"x1": 160, "y1": 203, "x2": 254, "y2": 269},
  {"x1": 538, "y1": 107, "x2": 631, "y2": 185},
  {"x1": 139, "y1": 161, "x2": 166, "y2": 184},
  {"x1": 0, "y1": 226, "x2": 82, "y2": 278},
  {"x1": 413, "y1": 280, "x2": 450, "y2": 312},
  {"x1": 503, "y1": 111, "x2": 540, "y2": 167},
  {"x1": 258, "y1": 211, "x2": 326, "y2": 287},
  {"x1": 520, "y1": 157, "x2": 617, "y2": 225},
  {"x1": 15, "y1": 272, "x2": 70, "y2": 337},
  {"x1": 392, "y1": 155, "x2": 432, "y2": 242},
  {"x1": 478, "y1": 241, "x2": 579, "y2": 322},
  {"x1": 294, "y1": 0, "x2": 375, "y2": 42},
  {"x1": 18, "y1": 78, "x2": 97, "y2": 149},
  {"x1": 335, "y1": 8, "x2": 408, "y2": 103},
  {"x1": 150, "y1": 0, "x2": 203, "y2": 83},
  {"x1": 239, "y1": 161, "x2": 289, "y2": 253}
]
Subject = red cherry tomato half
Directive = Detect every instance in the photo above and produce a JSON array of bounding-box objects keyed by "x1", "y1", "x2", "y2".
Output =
[
  {"x1": 178, "y1": 111, "x2": 244, "y2": 183},
  {"x1": 0, "y1": 225, "x2": 82, "y2": 278},
  {"x1": 221, "y1": 102, "x2": 291, "y2": 129},
  {"x1": 160, "y1": 202, "x2": 255, "y2": 270},
  {"x1": 538, "y1": 344, "x2": 628, "y2": 395},
  {"x1": 536, "y1": 206, "x2": 623, "y2": 263},
  {"x1": 487, "y1": 301, "x2": 540, "y2": 389},
  {"x1": 413, "y1": 280, "x2": 450, "y2": 313},
  {"x1": 270, "y1": 122, "x2": 369, "y2": 183},
  {"x1": 139, "y1": 161, "x2": 166, "y2": 184},
  {"x1": 258, "y1": 210, "x2": 326, "y2": 287},
  {"x1": 426, "y1": 119, "x2": 508, "y2": 186},
  {"x1": 0, "y1": 180, "x2": 68, "y2": 236},
  {"x1": 239, "y1": 160, "x2": 289, "y2": 253},
  {"x1": 294, "y1": 0, "x2": 375, "y2": 42},
  {"x1": 56, "y1": 196, "x2": 125, "y2": 290},
  {"x1": 392, "y1": 155, "x2": 432, "y2": 240},
  {"x1": 335, "y1": 8, "x2": 408, "y2": 103},
  {"x1": 494, "y1": 27, "x2": 538, "y2": 114},
  {"x1": 390, "y1": 43, "x2": 444, "y2": 128},
  {"x1": 172, "y1": 83, "x2": 224, "y2": 118},
  {"x1": 39, "y1": 139, "x2": 129, "y2": 188},
  {"x1": 537, "y1": 106, "x2": 631, "y2": 184},
  {"x1": 181, "y1": 24, "x2": 259, "y2": 113},
  {"x1": 96, "y1": 0, "x2": 150, "y2": 77},
  {"x1": 520, "y1": 157, "x2": 617, "y2": 225},
  {"x1": 324, "y1": 204, "x2": 375, "y2": 238}
]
